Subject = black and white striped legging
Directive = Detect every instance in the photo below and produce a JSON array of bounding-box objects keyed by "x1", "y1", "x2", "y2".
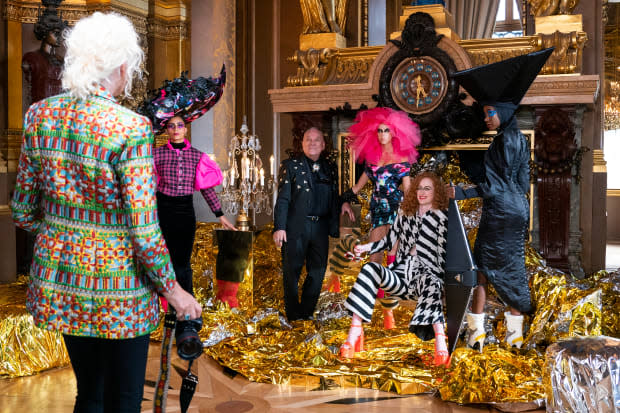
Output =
[{"x1": 344, "y1": 256, "x2": 444, "y2": 326}]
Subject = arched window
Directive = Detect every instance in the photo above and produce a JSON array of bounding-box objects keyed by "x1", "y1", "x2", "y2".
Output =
[{"x1": 493, "y1": 0, "x2": 523, "y2": 38}]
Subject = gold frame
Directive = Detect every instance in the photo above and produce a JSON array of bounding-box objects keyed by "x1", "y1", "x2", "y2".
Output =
[{"x1": 337, "y1": 129, "x2": 536, "y2": 229}]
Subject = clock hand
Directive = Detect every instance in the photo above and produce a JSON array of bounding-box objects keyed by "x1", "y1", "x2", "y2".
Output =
[{"x1": 415, "y1": 75, "x2": 428, "y2": 106}]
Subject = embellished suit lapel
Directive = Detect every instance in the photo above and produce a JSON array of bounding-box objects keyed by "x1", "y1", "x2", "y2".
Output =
[{"x1": 302, "y1": 157, "x2": 314, "y2": 190}]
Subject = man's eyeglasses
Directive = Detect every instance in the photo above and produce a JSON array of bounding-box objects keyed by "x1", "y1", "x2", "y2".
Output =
[
  {"x1": 167, "y1": 122, "x2": 185, "y2": 130},
  {"x1": 486, "y1": 109, "x2": 497, "y2": 118},
  {"x1": 377, "y1": 128, "x2": 390, "y2": 134}
]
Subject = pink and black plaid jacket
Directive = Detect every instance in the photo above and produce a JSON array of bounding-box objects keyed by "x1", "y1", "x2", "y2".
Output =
[{"x1": 153, "y1": 140, "x2": 223, "y2": 216}]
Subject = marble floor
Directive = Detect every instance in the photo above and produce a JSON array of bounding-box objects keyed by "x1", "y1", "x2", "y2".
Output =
[{"x1": 0, "y1": 343, "x2": 543, "y2": 413}]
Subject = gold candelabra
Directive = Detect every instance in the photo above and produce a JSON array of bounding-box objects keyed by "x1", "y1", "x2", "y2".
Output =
[{"x1": 219, "y1": 117, "x2": 276, "y2": 230}]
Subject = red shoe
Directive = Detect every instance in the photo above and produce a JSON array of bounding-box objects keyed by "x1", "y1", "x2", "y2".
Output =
[
  {"x1": 216, "y1": 280, "x2": 240, "y2": 308},
  {"x1": 383, "y1": 309, "x2": 395, "y2": 330},
  {"x1": 339, "y1": 326, "x2": 364, "y2": 358},
  {"x1": 434, "y1": 333, "x2": 450, "y2": 367},
  {"x1": 325, "y1": 274, "x2": 341, "y2": 293}
]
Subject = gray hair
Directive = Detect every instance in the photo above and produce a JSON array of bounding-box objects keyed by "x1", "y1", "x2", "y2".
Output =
[{"x1": 62, "y1": 12, "x2": 143, "y2": 100}]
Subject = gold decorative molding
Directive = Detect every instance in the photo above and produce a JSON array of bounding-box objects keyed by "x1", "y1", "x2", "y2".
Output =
[
  {"x1": 286, "y1": 46, "x2": 381, "y2": 87},
  {"x1": 3, "y1": 0, "x2": 148, "y2": 34},
  {"x1": 607, "y1": 189, "x2": 620, "y2": 196},
  {"x1": 392, "y1": 4, "x2": 459, "y2": 41},
  {"x1": 286, "y1": 32, "x2": 587, "y2": 88},
  {"x1": 535, "y1": 14, "x2": 583, "y2": 33},
  {"x1": 593, "y1": 149, "x2": 607, "y2": 173},
  {"x1": 521, "y1": 74, "x2": 599, "y2": 105},
  {"x1": 0, "y1": 151, "x2": 7, "y2": 174},
  {"x1": 271, "y1": 73, "x2": 599, "y2": 113},
  {"x1": 535, "y1": 31, "x2": 587, "y2": 74},
  {"x1": 147, "y1": 17, "x2": 187, "y2": 40},
  {"x1": 299, "y1": 33, "x2": 346, "y2": 50},
  {"x1": 5, "y1": 129, "x2": 22, "y2": 173}
]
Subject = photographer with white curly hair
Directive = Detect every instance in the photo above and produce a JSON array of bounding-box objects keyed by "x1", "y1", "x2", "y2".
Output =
[{"x1": 11, "y1": 12, "x2": 201, "y2": 412}]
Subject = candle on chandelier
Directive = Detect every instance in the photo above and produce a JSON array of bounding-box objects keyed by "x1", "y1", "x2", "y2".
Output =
[
  {"x1": 230, "y1": 168, "x2": 235, "y2": 186},
  {"x1": 260, "y1": 168, "x2": 264, "y2": 186},
  {"x1": 270, "y1": 155, "x2": 274, "y2": 176},
  {"x1": 245, "y1": 158, "x2": 250, "y2": 180}
]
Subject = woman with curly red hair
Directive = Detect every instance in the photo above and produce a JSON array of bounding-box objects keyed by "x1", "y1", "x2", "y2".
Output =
[
  {"x1": 341, "y1": 107, "x2": 421, "y2": 329},
  {"x1": 340, "y1": 172, "x2": 450, "y2": 366}
]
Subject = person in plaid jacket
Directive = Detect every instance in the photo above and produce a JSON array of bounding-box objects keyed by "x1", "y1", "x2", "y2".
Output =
[{"x1": 141, "y1": 70, "x2": 237, "y2": 310}]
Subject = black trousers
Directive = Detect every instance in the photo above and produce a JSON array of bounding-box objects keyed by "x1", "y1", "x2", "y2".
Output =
[
  {"x1": 281, "y1": 219, "x2": 329, "y2": 320},
  {"x1": 157, "y1": 192, "x2": 196, "y2": 295},
  {"x1": 63, "y1": 334, "x2": 150, "y2": 413}
]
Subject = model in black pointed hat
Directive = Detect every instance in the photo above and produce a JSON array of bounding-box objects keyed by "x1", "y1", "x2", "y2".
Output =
[{"x1": 451, "y1": 48, "x2": 553, "y2": 352}]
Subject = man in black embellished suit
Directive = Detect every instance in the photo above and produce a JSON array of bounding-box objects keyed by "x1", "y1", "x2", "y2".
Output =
[{"x1": 273, "y1": 127, "x2": 340, "y2": 321}]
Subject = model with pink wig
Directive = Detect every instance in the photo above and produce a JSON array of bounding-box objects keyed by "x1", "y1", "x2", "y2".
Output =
[
  {"x1": 347, "y1": 107, "x2": 421, "y2": 166},
  {"x1": 340, "y1": 106, "x2": 421, "y2": 331}
]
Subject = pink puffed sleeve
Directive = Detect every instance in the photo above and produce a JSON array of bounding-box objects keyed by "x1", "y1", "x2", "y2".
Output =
[{"x1": 195, "y1": 153, "x2": 223, "y2": 190}]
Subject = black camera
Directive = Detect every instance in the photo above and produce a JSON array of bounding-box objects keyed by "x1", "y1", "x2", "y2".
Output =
[{"x1": 175, "y1": 317, "x2": 203, "y2": 360}]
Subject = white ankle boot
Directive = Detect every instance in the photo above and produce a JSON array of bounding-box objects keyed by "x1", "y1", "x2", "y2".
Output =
[
  {"x1": 504, "y1": 312, "x2": 524, "y2": 348},
  {"x1": 466, "y1": 312, "x2": 486, "y2": 351}
]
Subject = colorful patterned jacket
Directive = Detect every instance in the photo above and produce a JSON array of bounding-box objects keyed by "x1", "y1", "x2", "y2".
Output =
[{"x1": 11, "y1": 86, "x2": 176, "y2": 339}]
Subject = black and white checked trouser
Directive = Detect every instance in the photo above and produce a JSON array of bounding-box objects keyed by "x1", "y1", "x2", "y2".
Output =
[{"x1": 344, "y1": 256, "x2": 445, "y2": 326}]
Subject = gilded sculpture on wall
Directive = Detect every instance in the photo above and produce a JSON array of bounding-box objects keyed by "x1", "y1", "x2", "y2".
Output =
[
  {"x1": 300, "y1": 0, "x2": 349, "y2": 34},
  {"x1": 528, "y1": 0, "x2": 580, "y2": 16}
]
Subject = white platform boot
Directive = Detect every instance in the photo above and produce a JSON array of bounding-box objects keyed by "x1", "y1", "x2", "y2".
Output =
[
  {"x1": 466, "y1": 312, "x2": 486, "y2": 351},
  {"x1": 504, "y1": 312, "x2": 524, "y2": 348}
]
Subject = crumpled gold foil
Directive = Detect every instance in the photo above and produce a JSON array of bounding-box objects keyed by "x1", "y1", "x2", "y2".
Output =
[
  {"x1": 524, "y1": 247, "x2": 603, "y2": 347},
  {"x1": 0, "y1": 276, "x2": 69, "y2": 378},
  {"x1": 544, "y1": 336, "x2": 620, "y2": 412},
  {"x1": 439, "y1": 345, "x2": 546, "y2": 405},
  {"x1": 181, "y1": 162, "x2": 618, "y2": 408}
]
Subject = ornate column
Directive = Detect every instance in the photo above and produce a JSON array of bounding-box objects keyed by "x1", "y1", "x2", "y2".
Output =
[
  {"x1": 534, "y1": 106, "x2": 587, "y2": 276},
  {"x1": 146, "y1": 0, "x2": 189, "y2": 91}
]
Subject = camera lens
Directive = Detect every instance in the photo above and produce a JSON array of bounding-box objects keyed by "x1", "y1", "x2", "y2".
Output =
[{"x1": 175, "y1": 318, "x2": 203, "y2": 360}]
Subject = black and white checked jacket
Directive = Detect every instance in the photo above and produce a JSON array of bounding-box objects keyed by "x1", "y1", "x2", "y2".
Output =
[{"x1": 369, "y1": 208, "x2": 448, "y2": 277}]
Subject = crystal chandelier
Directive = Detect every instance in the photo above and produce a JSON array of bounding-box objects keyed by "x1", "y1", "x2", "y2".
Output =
[
  {"x1": 605, "y1": 80, "x2": 620, "y2": 131},
  {"x1": 219, "y1": 117, "x2": 276, "y2": 230}
]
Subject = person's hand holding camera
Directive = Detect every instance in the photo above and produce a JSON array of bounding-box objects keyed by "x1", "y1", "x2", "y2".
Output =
[{"x1": 162, "y1": 281, "x2": 202, "y2": 321}]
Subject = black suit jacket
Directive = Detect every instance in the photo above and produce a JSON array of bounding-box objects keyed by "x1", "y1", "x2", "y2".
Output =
[{"x1": 273, "y1": 155, "x2": 339, "y2": 238}]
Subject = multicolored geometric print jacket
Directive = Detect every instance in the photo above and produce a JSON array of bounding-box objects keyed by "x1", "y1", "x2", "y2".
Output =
[{"x1": 11, "y1": 86, "x2": 175, "y2": 339}]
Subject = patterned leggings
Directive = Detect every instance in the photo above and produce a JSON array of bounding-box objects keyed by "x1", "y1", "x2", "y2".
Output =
[{"x1": 344, "y1": 257, "x2": 445, "y2": 326}]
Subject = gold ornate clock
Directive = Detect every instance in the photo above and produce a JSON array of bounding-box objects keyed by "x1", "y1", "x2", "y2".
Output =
[{"x1": 391, "y1": 56, "x2": 448, "y2": 115}]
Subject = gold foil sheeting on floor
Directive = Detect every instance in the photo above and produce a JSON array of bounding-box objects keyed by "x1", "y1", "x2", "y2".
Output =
[
  {"x1": 439, "y1": 345, "x2": 546, "y2": 405},
  {"x1": 0, "y1": 276, "x2": 69, "y2": 378},
  {"x1": 183, "y1": 219, "x2": 618, "y2": 408}
]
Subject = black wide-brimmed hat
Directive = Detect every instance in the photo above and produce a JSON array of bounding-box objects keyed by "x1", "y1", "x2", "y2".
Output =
[
  {"x1": 139, "y1": 65, "x2": 226, "y2": 134},
  {"x1": 452, "y1": 48, "x2": 554, "y2": 106}
]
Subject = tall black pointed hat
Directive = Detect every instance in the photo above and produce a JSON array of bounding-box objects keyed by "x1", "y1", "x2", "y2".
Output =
[{"x1": 452, "y1": 48, "x2": 554, "y2": 106}]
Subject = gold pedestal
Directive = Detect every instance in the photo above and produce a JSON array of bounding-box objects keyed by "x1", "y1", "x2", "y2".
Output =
[
  {"x1": 299, "y1": 33, "x2": 346, "y2": 50},
  {"x1": 236, "y1": 211, "x2": 252, "y2": 232},
  {"x1": 390, "y1": 5, "x2": 460, "y2": 41},
  {"x1": 535, "y1": 14, "x2": 583, "y2": 34}
]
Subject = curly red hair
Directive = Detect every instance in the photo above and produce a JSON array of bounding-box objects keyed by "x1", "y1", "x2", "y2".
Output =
[
  {"x1": 401, "y1": 172, "x2": 449, "y2": 215},
  {"x1": 347, "y1": 107, "x2": 421, "y2": 165}
]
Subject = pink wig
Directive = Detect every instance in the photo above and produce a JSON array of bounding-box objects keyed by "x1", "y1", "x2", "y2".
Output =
[{"x1": 347, "y1": 107, "x2": 421, "y2": 165}]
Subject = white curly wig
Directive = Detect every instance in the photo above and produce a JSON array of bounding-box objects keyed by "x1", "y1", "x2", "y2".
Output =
[{"x1": 62, "y1": 12, "x2": 143, "y2": 100}]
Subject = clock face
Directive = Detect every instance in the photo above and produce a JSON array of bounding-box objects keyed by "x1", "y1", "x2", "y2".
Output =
[{"x1": 390, "y1": 56, "x2": 448, "y2": 115}]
